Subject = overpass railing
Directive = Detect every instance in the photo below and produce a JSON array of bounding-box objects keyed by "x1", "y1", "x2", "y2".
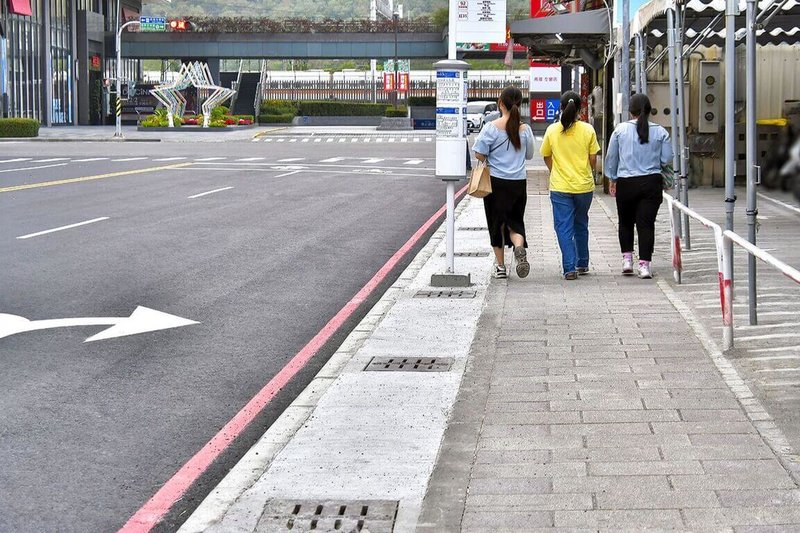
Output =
[{"x1": 124, "y1": 17, "x2": 443, "y2": 34}]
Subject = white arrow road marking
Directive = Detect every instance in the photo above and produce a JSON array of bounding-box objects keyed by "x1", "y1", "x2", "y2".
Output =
[
  {"x1": 277, "y1": 158, "x2": 305, "y2": 162},
  {"x1": 238, "y1": 157, "x2": 265, "y2": 162},
  {"x1": 0, "y1": 158, "x2": 32, "y2": 164},
  {"x1": 0, "y1": 306, "x2": 199, "y2": 343},
  {"x1": 17, "y1": 217, "x2": 109, "y2": 240},
  {"x1": 188, "y1": 187, "x2": 234, "y2": 199},
  {"x1": 320, "y1": 157, "x2": 345, "y2": 163}
]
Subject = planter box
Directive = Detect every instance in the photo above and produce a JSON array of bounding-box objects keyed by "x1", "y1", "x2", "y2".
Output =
[
  {"x1": 291, "y1": 116, "x2": 383, "y2": 127},
  {"x1": 136, "y1": 125, "x2": 256, "y2": 132},
  {"x1": 410, "y1": 106, "x2": 435, "y2": 120},
  {"x1": 377, "y1": 117, "x2": 413, "y2": 131}
]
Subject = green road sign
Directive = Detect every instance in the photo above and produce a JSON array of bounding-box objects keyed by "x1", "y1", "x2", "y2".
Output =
[{"x1": 140, "y1": 16, "x2": 166, "y2": 32}]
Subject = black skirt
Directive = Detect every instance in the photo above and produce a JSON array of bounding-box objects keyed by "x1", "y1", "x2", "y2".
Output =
[{"x1": 483, "y1": 176, "x2": 528, "y2": 249}]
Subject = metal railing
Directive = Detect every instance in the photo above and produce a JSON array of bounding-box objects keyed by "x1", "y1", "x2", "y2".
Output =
[{"x1": 664, "y1": 192, "x2": 800, "y2": 351}]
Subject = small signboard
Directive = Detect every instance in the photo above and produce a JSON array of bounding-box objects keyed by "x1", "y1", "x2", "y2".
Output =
[
  {"x1": 531, "y1": 99, "x2": 545, "y2": 122},
  {"x1": 139, "y1": 16, "x2": 166, "y2": 32},
  {"x1": 530, "y1": 66, "x2": 561, "y2": 93},
  {"x1": 383, "y1": 72, "x2": 395, "y2": 92},
  {"x1": 545, "y1": 98, "x2": 560, "y2": 122},
  {"x1": 398, "y1": 73, "x2": 410, "y2": 93},
  {"x1": 436, "y1": 70, "x2": 468, "y2": 139},
  {"x1": 456, "y1": 0, "x2": 507, "y2": 45}
]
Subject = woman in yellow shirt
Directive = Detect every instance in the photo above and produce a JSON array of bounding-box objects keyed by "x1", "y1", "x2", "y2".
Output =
[{"x1": 539, "y1": 91, "x2": 601, "y2": 280}]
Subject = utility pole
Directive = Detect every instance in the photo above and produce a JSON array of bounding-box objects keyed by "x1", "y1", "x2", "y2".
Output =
[
  {"x1": 115, "y1": 19, "x2": 140, "y2": 138},
  {"x1": 393, "y1": 10, "x2": 399, "y2": 108}
]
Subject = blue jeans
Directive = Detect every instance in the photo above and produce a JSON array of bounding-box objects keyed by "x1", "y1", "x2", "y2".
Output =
[{"x1": 550, "y1": 191, "x2": 593, "y2": 274}]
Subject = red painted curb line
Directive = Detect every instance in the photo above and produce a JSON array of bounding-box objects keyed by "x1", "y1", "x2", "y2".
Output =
[{"x1": 119, "y1": 185, "x2": 469, "y2": 532}]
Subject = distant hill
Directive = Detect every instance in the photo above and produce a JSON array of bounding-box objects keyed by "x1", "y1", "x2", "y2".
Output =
[{"x1": 143, "y1": 0, "x2": 532, "y2": 21}]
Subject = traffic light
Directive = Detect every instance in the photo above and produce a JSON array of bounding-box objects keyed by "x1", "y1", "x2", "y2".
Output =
[
  {"x1": 698, "y1": 61, "x2": 721, "y2": 133},
  {"x1": 168, "y1": 19, "x2": 192, "y2": 31}
]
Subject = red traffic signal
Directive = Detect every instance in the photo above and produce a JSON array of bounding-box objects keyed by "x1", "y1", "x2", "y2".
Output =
[{"x1": 169, "y1": 19, "x2": 190, "y2": 31}]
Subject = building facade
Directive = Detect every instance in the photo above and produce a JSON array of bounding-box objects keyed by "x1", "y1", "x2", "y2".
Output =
[{"x1": 0, "y1": 0, "x2": 142, "y2": 125}]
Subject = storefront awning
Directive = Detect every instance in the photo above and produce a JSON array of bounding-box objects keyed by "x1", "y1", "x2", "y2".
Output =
[
  {"x1": 510, "y1": 9, "x2": 611, "y2": 67},
  {"x1": 8, "y1": 0, "x2": 33, "y2": 16},
  {"x1": 121, "y1": 6, "x2": 139, "y2": 21}
]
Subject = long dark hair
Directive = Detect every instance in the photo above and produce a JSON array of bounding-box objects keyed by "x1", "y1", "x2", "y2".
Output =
[
  {"x1": 630, "y1": 93, "x2": 652, "y2": 144},
  {"x1": 499, "y1": 86, "x2": 523, "y2": 150},
  {"x1": 560, "y1": 91, "x2": 581, "y2": 133}
]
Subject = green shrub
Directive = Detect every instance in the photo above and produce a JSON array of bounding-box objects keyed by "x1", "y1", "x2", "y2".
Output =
[
  {"x1": 140, "y1": 114, "x2": 168, "y2": 128},
  {"x1": 211, "y1": 105, "x2": 230, "y2": 120},
  {"x1": 260, "y1": 99, "x2": 298, "y2": 116},
  {"x1": 296, "y1": 101, "x2": 386, "y2": 117},
  {"x1": 209, "y1": 119, "x2": 228, "y2": 128},
  {"x1": 0, "y1": 118, "x2": 40, "y2": 138},
  {"x1": 408, "y1": 96, "x2": 436, "y2": 107},
  {"x1": 258, "y1": 113, "x2": 295, "y2": 124},
  {"x1": 385, "y1": 107, "x2": 408, "y2": 118}
]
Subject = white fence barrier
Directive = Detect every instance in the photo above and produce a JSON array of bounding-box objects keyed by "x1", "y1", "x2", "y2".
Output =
[{"x1": 663, "y1": 192, "x2": 800, "y2": 351}]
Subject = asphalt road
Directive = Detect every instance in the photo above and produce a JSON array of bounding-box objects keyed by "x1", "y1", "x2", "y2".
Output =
[{"x1": 0, "y1": 135, "x2": 448, "y2": 532}]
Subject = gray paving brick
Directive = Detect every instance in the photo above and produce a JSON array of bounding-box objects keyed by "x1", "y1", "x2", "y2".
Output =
[
  {"x1": 661, "y1": 444, "x2": 776, "y2": 461},
  {"x1": 581, "y1": 409, "x2": 680, "y2": 423},
  {"x1": 700, "y1": 459, "x2": 789, "y2": 476},
  {"x1": 488, "y1": 390, "x2": 579, "y2": 403},
  {"x1": 679, "y1": 409, "x2": 749, "y2": 422},
  {"x1": 551, "y1": 399, "x2": 645, "y2": 411},
  {"x1": 471, "y1": 461, "x2": 587, "y2": 479},
  {"x1": 689, "y1": 434, "x2": 770, "y2": 447},
  {"x1": 466, "y1": 493, "x2": 593, "y2": 511},
  {"x1": 477, "y1": 435, "x2": 584, "y2": 451},
  {"x1": 683, "y1": 507, "x2": 800, "y2": 528},
  {"x1": 587, "y1": 434, "x2": 692, "y2": 448},
  {"x1": 627, "y1": 350, "x2": 707, "y2": 358},
  {"x1": 735, "y1": 526, "x2": 800, "y2": 533},
  {"x1": 553, "y1": 475, "x2": 670, "y2": 494},
  {"x1": 716, "y1": 490, "x2": 800, "y2": 508},
  {"x1": 485, "y1": 401, "x2": 550, "y2": 413},
  {"x1": 643, "y1": 397, "x2": 742, "y2": 410},
  {"x1": 474, "y1": 449, "x2": 551, "y2": 464},
  {"x1": 468, "y1": 477, "x2": 552, "y2": 495},
  {"x1": 480, "y1": 425, "x2": 551, "y2": 439},
  {"x1": 552, "y1": 447, "x2": 661, "y2": 462},
  {"x1": 638, "y1": 379, "x2": 730, "y2": 390},
  {"x1": 462, "y1": 510, "x2": 554, "y2": 531},
  {"x1": 651, "y1": 421, "x2": 757, "y2": 434},
  {"x1": 555, "y1": 509, "x2": 684, "y2": 528},
  {"x1": 589, "y1": 460, "x2": 704, "y2": 476},
  {"x1": 670, "y1": 473, "x2": 797, "y2": 491},
  {"x1": 596, "y1": 489, "x2": 720, "y2": 509},
  {"x1": 483, "y1": 411, "x2": 582, "y2": 425},
  {"x1": 549, "y1": 423, "x2": 651, "y2": 436}
]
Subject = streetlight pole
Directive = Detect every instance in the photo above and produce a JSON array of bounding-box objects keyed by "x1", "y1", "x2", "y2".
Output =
[
  {"x1": 393, "y1": 10, "x2": 399, "y2": 109},
  {"x1": 115, "y1": 19, "x2": 139, "y2": 138}
]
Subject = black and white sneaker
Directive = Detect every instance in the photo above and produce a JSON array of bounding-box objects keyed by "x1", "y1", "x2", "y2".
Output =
[
  {"x1": 493, "y1": 264, "x2": 508, "y2": 279},
  {"x1": 514, "y1": 246, "x2": 530, "y2": 278}
]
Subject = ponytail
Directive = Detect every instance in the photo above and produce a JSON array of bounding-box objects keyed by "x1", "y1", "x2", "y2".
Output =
[
  {"x1": 630, "y1": 93, "x2": 652, "y2": 144},
  {"x1": 559, "y1": 91, "x2": 581, "y2": 133},
  {"x1": 500, "y1": 86, "x2": 523, "y2": 150}
]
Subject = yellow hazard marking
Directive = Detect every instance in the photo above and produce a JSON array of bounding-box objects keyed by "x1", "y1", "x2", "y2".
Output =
[
  {"x1": 0, "y1": 162, "x2": 194, "y2": 193},
  {"x1": 253, "y1": 127, "x2": 288, "y2": 139}
]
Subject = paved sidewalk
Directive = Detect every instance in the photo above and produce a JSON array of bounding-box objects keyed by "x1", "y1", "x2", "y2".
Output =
[{"x1": 417, "y1": 193, "x2": 800, "y2": 531}]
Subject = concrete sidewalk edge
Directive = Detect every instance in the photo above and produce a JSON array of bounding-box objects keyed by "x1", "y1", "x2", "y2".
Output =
[{"x1": 179, "y1": 193, "x2": 475, "y2": 532}]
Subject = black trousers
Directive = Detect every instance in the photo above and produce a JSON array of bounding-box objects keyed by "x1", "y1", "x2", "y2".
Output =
[{"x1": 615, "y1": 174, "x2": 663, "y2": 262}]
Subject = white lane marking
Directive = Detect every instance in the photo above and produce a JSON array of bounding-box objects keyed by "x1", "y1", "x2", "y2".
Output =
[
  {"x1": 153, "y1": 157, "x2": 187, "y2": 162},
  {"x1": 275, "y1": 170, "x2": 302, "y2": 178},
  {"x1": 112, "y1": 157, "x2": 148, "y2": 162},
  {"x1": 758, "y1": 192, "x2": 800, "y2": 215},
  {"x1": 278, "y1": 158, "x2": 305, "y2": 162},
  {"x1": 188, "y1": 187, "x2": 234, "y2": 199},
  {"x1": 755, "y1": 368, "x2": 800, "y2": 373},
  {"x1": 404, "y1": 159, "x2": 425, "y2": 165},
  {"x1": 326, "y1": 138, "x2": 334, "y2": 143},
  {"x1": 302, "y1": 138, "x2": 310, "y2": 143},
  {"x1": 413, "y1": 138, "x2": 420, "y2": 142},
  {"x1": 746, "y1": 355, "x2": 800, "y2": 362},
  {"x1": 364, "y1": 138, "x2": 371, "y2": 143},
  {"x1": 338, "y1": 138, "x2": 346, "y2": 143},
  {"x1": 320, "y1": 157, "x2": 345, "y2": 163},
  {"x1": 736, "y1": 322, "x2": 800, "y2": 330},
  {"x1": 425, "y1": 137, "x2": 433, "y2": 142},
  {"x1": 737, "y1": 333, "x2": 800, "y2": 342},
  {"x1": 747, "y1": 345, "x2": 800, "y2": 353},
  {"x1": 277, "y1": 139, "x2": 286, "y2": 143},
  {"x1": 264, "y1": 138, "x2": 273, "y2": 142},
  {"x1": 73, "y1": 157, "x2": 109, "y2": 162},
  {"x1": 363, "y1": 158, "x2": 385, "y2": 164},
  {"x1": 314, "y1": 139, "x2": 322, "y2": 143},
  {"x1": 376, "y1": 138, "x2": 384, "y2": 143},
  {"x1": 238, "y1": 157, "x2": 265, "y2": 162},
  {"x1": 0, "y1": 158, "x2": 32, "y2": 163},
  {"x1": 17, "y1": 217, "x2": 109, "y2": 240},
  {"x1": 289, "y1": 139, "x2": 298, "y2": 143},
  {"x1": 32, "y1": 158, "x2": 69, "y2": 163},
  {"x1": 401, "y1": 138, "x2": 409, "y2": 143},
  {"x1": 0, "y1": 163, "x2": 69, "y2": 174},
  {"x1": 195, "y1": 157, "x2": 226, "y2": 162}
]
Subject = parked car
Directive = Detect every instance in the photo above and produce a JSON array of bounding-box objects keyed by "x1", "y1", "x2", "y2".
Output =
[{"x1": 467, "y1": 101, "x2": 499, "y2": 133}]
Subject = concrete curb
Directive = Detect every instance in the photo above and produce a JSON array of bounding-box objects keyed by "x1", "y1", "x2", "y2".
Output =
[
  {"x1": 179, "y1": 194, "x2": 484, "y2": 532},
  {"x1": 0, "y1": 137, "x2": 161, "y2": 143}
]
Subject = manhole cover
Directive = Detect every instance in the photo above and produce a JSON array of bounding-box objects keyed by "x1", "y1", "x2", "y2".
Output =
[
  {"x1": 440, "y1": 251, "x2": 490, "y2": 257},
  {"x1": 365, "y1": 357, "x2": 454, "y2": 372},
  {"x1": 414, "y1": 289, "x2": 477, "y2": 299},
  {"x1": 258, "y1": 500, "x2": 398, "y2": 532},
  {"x1": 460, "y1": 226, "x2": 488, "y2": 231}
]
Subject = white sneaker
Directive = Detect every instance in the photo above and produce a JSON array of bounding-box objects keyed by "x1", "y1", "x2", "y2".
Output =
[
  {"x1": 638, "y1": 262, "x2": 653, "y2": 279},
  {"x1": 493, "y1": 264, "x2": 508, "y2": 279},
  {"x1": 622, "y1": 257, "x2": 634, "y2": 275}
]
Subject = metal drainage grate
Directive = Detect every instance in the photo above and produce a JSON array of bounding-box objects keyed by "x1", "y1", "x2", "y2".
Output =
[
  {"x1": 460, "y1": 226, "x2": 488, "y2": 231},
  {"x1": 440, "y1": 251, "x2": 491, "y2": 258},
  {"x1": 415, "y1": 289, "x2": 477, "y2": 299},
  {"x1": 365, "y1": 356, "x2": 454, "y2": 372},
  {"x1": 258, "y1": 500, "x2": 398, "y2": 532}
]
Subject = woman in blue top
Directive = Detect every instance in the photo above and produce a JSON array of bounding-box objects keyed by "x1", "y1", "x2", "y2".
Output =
[
  {"x1": 605, "y1": 93, "x2": 674, "y2": 279},
  {"x1": 473, "y1": 86, "x2": 535, "y2": 279}
]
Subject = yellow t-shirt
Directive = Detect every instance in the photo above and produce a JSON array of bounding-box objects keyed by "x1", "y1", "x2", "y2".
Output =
[{"x1": 539, "y1": 121, "x2": 601, "y2": 194}]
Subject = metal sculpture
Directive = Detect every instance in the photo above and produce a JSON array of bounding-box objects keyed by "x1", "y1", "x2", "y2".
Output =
[{"x1": 150, "y1": 62, "x2": 236, "y2": 128}]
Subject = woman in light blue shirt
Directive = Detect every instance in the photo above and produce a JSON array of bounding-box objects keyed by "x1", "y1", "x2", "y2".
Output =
[
  {"x1": 473, "y1": 86, "x2": 535, "y2": 280},
  {"x1": 605, "y1": 93, "x2": 674, "y2": 279}
]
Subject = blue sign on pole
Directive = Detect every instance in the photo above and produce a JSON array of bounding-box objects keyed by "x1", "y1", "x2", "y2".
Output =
[{"x1": 545, "y1": 98, "x2": 560, "y2": 122}]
